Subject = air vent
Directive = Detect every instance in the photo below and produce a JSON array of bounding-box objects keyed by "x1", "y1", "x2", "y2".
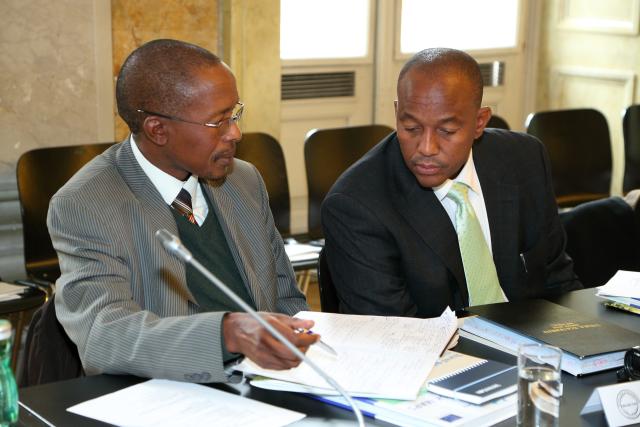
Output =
[
  {"x1": 282, "y1": 72, "x2": 355, "y2": 100},
  {"x1": 480, "y1": 61, "x2": 505, "y2": 87}
]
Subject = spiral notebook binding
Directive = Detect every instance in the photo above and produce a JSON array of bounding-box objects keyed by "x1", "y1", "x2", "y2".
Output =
[{"x1": 431, "y1": 359, "x2": 488, "y2": 382}]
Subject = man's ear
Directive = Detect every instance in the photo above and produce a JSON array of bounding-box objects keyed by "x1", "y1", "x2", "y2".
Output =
[
  {"x1": 141, "y1": 116, "x2": 169, "y2": 147},
  {"x1": 394, "y1": 100, "x2": 399, "y2": 119},
  {"x1": 474, "y1": 107, "x2": 492, "y2": 138}
]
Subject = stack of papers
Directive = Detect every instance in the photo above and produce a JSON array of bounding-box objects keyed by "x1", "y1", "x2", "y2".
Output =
[
  {"x1": 283, "y1": 243, "x2": 322, "y2": 262},
  {"x1": 596, "y1": 270, "x2": 640, "y2": 314},
  {"x1": 238, "y1": 308, "x2": 458, "y2": 400},
  {"x1": 461, "y1": 299, "x2": 640, "y2": 376},
  {"x1": 314, "y1": 380, "x2": 516, "y2": 427},
  {"x1": 0, "y1": 282, "x2": 28, "y2": 302}
]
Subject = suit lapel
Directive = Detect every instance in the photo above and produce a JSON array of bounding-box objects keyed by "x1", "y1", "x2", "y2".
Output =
[
  {"x1": 115, "y1": 138, "x2": 196, "y2": 304},
  {"x1": 202, "y1": 178, "x2": 271, "y2": 311},
  {"x1": 386, "y1": 137, "x2": 468, "y2": 298},
  {"x1": 473, "y1": 134, "x2": 519, "y2": 296}
]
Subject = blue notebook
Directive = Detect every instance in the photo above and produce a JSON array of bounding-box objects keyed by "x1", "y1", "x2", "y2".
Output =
[{"x1": 427, "y1": 358, "x2": 517, "y2": 405}]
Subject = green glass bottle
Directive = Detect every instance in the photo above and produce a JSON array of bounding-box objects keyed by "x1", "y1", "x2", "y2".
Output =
[{"x1": 0, "y1": 320, "x2": 17, "y2": 426}]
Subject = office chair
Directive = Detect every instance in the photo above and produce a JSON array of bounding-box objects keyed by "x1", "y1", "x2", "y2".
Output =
[
  {"x1": 304, "y1": 124, "x2": 394, "y2": 240},
  {"x1": 14, "y1": 143, "x2": 109, "y2": 386},
  {"x1": 559, "y1": 196, "x2": 640, "y2": 288},
  {"x1": 16, "y1": 143, "x2": 114, "y2": 285},
  {"x1": 316, "y1": 249, "x2": 340, "y2": 313},
  {"x1": 234, "y1": 133, "x2": 315, "y2": 293},
  {"x1": 525, "y1": 108, "x2": 612, "y2": 208},
  {"x1": 486, "y1": 114, "x2": 510, "y2": 130},
  {"x1": 623, "y1": 105, "x2": 640, "y2": 193},
  {"x1": 234, "y1": 132, "x2": 292, "y2": 237},
  {"x1": 17, "y1": 294, "x2": 83, "y2": 387}
]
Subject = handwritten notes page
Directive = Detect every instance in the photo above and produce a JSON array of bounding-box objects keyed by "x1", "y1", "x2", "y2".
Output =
[
  {"x1": 238, "y1": 308, "x2": 458, "y2": 400},
  {"x1": 67, "y1": 379, "x2": 305, "y2": 427}
]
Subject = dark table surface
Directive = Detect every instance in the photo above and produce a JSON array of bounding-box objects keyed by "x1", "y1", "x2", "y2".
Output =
[
  {"x1": 18, "y1": 288, "x2": 637, "y2": 426},
  {"x1": 0, "y1": 283, "x2": 46, "y2": 316}
]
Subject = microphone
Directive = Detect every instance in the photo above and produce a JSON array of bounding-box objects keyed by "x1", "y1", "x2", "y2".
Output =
[
  {"x1": 156, "y1": 229, "x2": 193, "y2": 262},
  {"x1": 155, "y1": 229, "x2": 365, "y2": 426}
]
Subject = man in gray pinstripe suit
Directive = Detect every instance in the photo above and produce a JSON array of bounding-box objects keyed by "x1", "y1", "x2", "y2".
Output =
[{"x1": 48, "y1": 39, "x2": 317, "y2": 383}]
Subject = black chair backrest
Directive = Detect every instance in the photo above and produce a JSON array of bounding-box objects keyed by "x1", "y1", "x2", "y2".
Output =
[
  {"x1": 486, "y1": 114, "x2": 510, "y2": 130},
  {"x1": 526, "y1": 108, "x2": 612, "y2": 207},
  {"x1": 317, "y1": 249, "x2": 340, "y2": 313},
  {"x1": 623, "y1": 105, "x2": 640, "y2": 193},
  {"x1": 559, "y1": 196, "x2": 640, "y2": 288},
  {"x1": 16, "y1": 143, "x2": 114, "y2": 282},
  {"x1": 304, "y1": 124, "x2": 394, "y2": 239},
  {"x1": 234, "y1": 132, "x2": 292, "y2": 237},
  {"x1": 17, "y1": 294, "x2": 83, "y2": 387}
]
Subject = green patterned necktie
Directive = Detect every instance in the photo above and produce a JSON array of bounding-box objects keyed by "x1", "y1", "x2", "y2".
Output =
[{"x1": 447, "y1": 182, "x2": 506, "y2": 306}]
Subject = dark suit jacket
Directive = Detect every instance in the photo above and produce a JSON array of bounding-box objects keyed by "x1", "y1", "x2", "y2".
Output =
[{"x1": 321, "y1": 129, "x2": 582, "y2": 318}]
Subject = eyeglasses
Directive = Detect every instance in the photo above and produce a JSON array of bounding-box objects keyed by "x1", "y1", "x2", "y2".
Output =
[
  {"x1": 617, "y1": 346, "x2": 640, "y2": 381},
  {"x1": 136, "y1": 102, "x2": 244, "y2": 130}
]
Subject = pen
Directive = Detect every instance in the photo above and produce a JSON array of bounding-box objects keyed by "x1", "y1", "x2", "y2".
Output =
[
  {"x1": 295, "y1": 328, "x2": 338, "y2": 357},
  {"x1": 520, "y1": 253, "x2": 528, "y2": 273}
]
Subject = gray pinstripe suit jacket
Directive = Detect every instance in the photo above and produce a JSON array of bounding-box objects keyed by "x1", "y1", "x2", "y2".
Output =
[{"x1": 49, "y1": 138, "x2": 307, "y2": 382}]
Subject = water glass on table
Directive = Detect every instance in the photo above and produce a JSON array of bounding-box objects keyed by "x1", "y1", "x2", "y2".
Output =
[{"x1": 517, "y1": 343, "x2": 562, "y2": 427}]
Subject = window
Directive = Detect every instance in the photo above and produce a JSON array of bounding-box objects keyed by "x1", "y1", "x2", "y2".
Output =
[
  {"x1": 400, "y1": 0, "x2": 520, "y2": 54},
  {"x1": 280, "y1": 0, "x2": 370, "y2": 60}
]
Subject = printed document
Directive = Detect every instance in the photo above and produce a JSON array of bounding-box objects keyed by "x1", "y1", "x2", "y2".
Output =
[
  {"x1": 597, "y1": 270, "x2": 640, "y2": 298},
  {"x1": 67, "y1": 379, "x2": 305, "y2": 427},
  {"x1": 238, "y1": 308, "x2": 458, "y2": 400}
]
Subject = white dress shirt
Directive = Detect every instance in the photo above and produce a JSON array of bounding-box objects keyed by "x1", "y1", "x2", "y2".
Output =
[
  {"x1": 432, "y1": 149, "x2": 493, "y2": 253},
  {"x1": 130, "y1": 135, "x2": 208, "y2": 225}
]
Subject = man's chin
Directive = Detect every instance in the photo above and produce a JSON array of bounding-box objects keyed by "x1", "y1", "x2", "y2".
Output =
[
  {"x1": 413, "y1": 172, "x2": 447, "y2": 189},
  {"x1": 204, "y1": 159, "x2": 234, "y2": 186}
]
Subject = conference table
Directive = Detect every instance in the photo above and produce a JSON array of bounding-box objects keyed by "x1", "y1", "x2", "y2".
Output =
[
  {"x1": 17, "y1": 288, "x2": 638, "y2": 426},
  {"x1": 0, "y1": 283, "x2": 47, "y2": 370}
]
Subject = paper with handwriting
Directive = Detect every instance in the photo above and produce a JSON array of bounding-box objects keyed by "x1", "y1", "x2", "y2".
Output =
[{"x1": 238, "y1": 308, "x2": 458, "y2": 400}]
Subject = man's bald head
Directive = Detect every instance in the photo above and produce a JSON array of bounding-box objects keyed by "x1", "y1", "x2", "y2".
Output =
[
  {"x1": 397, "y1": 48, "x2": 483, "y2": 108},
  {"x1": 116, "y1": 39, "x2": 222, "y2": 134}
]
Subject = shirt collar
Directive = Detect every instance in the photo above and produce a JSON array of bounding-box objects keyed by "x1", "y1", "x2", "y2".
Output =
[
  {"x1": 130, "y1": 134, "x2": 199, "y2": 204},
  {"x1": 433, "y1": 149, "x2": 481, "y2": 201}
]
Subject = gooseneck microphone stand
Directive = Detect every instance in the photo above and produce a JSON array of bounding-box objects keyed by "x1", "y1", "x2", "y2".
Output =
[{"x1": 155, "y1": 229, "x2": 365, "y2": 426}]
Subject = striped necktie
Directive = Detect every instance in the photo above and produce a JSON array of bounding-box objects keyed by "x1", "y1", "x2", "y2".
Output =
[
  {"x1": 447, "y1": 182, "x2": 506, "y2": 306},
  {"x1": 171, "y1": 188, "x2": 196, "y2": 225}
]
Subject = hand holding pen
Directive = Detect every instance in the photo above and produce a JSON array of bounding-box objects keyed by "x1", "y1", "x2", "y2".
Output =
[
  {"x1": 224, "y1": 313, "x2": 320, "y2": 370},
  {"x1": 295, "y1": 328, "x2": 338, "y2": 357}
]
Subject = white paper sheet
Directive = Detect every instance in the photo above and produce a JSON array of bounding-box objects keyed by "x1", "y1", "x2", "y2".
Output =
[
  {"x1": 597, "y1": 270, "x2": 640, "y2": 298},
  {"x1": 67, "y1": 379, "x2": 305, "y2": 427},
  {"x1": 0, "y1": 282, "x2": 26, "y2": 301},
  {"x1": 250, "y1": 350, "x2": 484, "y2": 396},
  {"x1": 284, "y1": 243, "x2": 322, "y2": 262},
  {"x1": 238, "y1": 308, "x2": 458, "y2": 400}
]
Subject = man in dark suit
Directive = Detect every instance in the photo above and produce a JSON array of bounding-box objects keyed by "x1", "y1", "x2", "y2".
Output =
[{"x1": 321, "y1": 48, "x2": 582, "y2": 318}]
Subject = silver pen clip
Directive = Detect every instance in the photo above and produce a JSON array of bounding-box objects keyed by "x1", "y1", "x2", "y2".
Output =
[{"x1": 520, "y1": 253, "x2": 528, "y2": 273}]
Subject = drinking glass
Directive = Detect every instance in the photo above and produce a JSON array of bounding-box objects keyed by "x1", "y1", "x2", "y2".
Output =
[{"x1": 517, "y1": 343, "x2": 562, "y2": 427}]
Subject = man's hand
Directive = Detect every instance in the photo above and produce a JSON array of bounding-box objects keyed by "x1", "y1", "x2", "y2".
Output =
[{"x1": 223, "y1": 312, "x2": 320, "y2": 370}]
